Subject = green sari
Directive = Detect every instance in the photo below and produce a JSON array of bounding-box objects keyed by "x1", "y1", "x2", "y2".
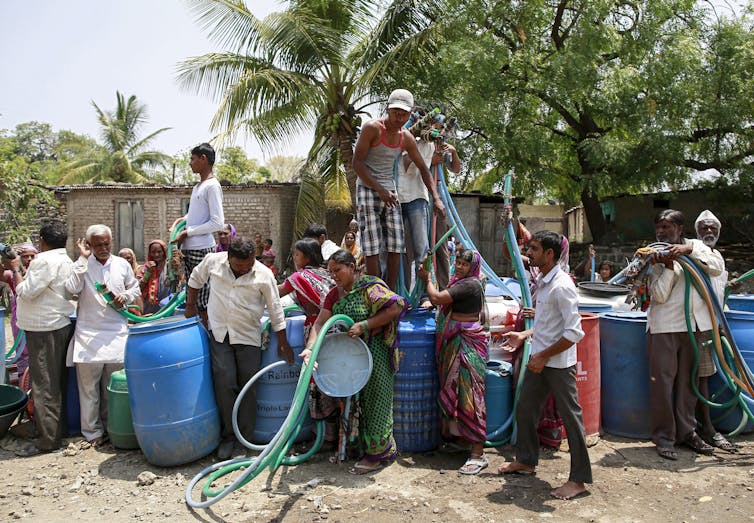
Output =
[{"x1": 332, "y1": 275, "x2": 406, "y2": 462}]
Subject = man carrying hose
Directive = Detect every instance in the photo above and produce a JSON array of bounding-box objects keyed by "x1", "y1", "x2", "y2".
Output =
[
  {"x1": 694, "y1": 210, "x2": 737, "y2": 453},
  {"x1": 186, "y1": 237, "x2": 293, "y2": 460},
  {"x1": 645, "y1": 209, "x2": 723, "y2": 460},
  {"x1": 352, "y1": 89, "x2": 445, "y2": 291}
]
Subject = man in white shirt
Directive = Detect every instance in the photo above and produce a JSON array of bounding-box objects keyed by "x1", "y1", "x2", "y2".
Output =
[
  {"x1": 304, "y1": 223, "x2": 339, "y2": 262},
  {"x1": 645, "y1": 209, "x2": 723, "y2": 460},
  {"x1": 399, "y1": 114, "x2": 461, "y2": 291},
  {"x1": 499, "y1": 230, "x2": 591, "y2": 501},
  {"x1": 3, "y1": 221, "x2": 74, "y2": 456},
  {"x1": 187, "y1": 237, "x2": 293, "y2": 459},
  {"x1": 172, "y1": 143, "x2": 225, "y2": 325},
  {"x1": 65, "y1": 224, "x2": 141, "y2": 447},
  {"x1": 693, "y1": 210, "x2": 737, "y2": 452}
]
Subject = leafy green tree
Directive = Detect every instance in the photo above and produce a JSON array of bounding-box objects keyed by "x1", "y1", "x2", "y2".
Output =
[
  {"x1": 55, "y1": 92, "x2": 172, "y2": 184},
  {"x1": 265, "y1": 155, "x2": 305, "y2": 182},
  {"x1": 178, "y1": 0, "x2": 442, "y2": 233},
  {"x1": 215, "y1": 145, "x2": 262, "y2": 183},
  {"x1": 407, "y1": 0, "x2": 754, "y2": 241}
]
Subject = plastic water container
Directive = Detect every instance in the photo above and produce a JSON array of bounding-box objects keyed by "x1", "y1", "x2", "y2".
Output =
[
  {"x1": 313, "y1": 333, "x2": 372, "y2": 397},
  {"x1": 485, "y1": 360, "x2": 513, "y2": 442},
  {"x1": 599, "y1": 311, "x2": 651, "y2": 439},
  {"x1": 66, "y1": 366, "x2": 81, "y2": 436},
  {"x1": 393, "y1": 309, "x2": 439, "y2": 452},
  {"x1": 254, "y1": 314, "x2": 312, "y2": 444},
  {"x1": 0, "y1": 307, "x2": 5, "y2": 385},
  {"x1": 125, "y1": 316, "x2": 220, "y2": 466},
  {"x1": 727, "y1": 294, "x2": 754, "y2": 313},
  {"x1": 576, "y1": 313, "x2": 601, "y2": 436},
  {"x1": 107, "y1": 369, "x2": 139, "y2": 449}
]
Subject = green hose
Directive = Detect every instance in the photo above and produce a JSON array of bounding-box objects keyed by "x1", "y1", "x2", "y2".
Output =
[
  {"x1": 5, "y1": 330, "x2": 25, "y2": 360},
  {"x1": 186, "y1": 314, "x2": 354, "y2": 507},
  {"x1": 94, "y1": 281, "x2": 185, "y2": 322}
]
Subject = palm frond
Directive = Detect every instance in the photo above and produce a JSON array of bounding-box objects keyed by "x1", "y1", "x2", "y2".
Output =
[
  {"x1": 185, "y1": 0, "x2": 263, "y2": 53},
  {"x1": 291, "y1": 162, "x2": 326, "y2": 241}
]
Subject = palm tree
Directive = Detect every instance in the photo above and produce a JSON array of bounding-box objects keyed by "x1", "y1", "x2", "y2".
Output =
[
  {"x1": 177, "y1": 0, "x2": 441, "y2": 230},
  {"x1": 55, "y1": 92, "x2": 171, "y2": 184}
]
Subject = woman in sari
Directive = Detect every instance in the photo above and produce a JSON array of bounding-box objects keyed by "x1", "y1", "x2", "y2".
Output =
[
  {"x1": 418, "y1": 249, "x2": 488, "y2": 475},
  {"x1": 302, "y1": 249, "x2": 406, "y2": 474},
  {"x1": 215, "y1": 223, "x2": 236, "y2": 252},
  {"x1": 136, "y1": 240, "x2": 172, "y2": 315},
  {"x1": 278, "y1": 238, "x2": 338, "y2": 449},
  {"x1": 341, "y1": 231, "x2": 363, "y2": 270}
]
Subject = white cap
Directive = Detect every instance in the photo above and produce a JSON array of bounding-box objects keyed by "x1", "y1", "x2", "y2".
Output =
[
  {"x1": 695, "y1": 209, "x2": 721, "y2": 229},
  {"x1": 387, "y1": 89, "x2": 414, "y2": 112}
]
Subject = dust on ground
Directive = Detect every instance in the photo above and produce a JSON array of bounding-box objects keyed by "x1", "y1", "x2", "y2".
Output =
[{"x1": 1, "y1": 431, "x2": 753, "y2": 522}]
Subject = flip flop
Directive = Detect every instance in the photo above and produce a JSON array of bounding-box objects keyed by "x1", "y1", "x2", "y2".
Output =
[
  {"x1": 656, "y1": 447, "x2": 678, "y2": 460},
  {"x1": 459, "y1": 454, "x2": 488, "y2": 475},
  {"x1": 707, "y1": 433, "x2": 738, "y2": 453},
  {"x1": 349, "y1": 461, "x2": 383, "y2": 475}
]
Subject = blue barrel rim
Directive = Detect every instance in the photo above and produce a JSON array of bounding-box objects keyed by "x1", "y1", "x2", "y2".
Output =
[
  {"x1": 724, "y1": 309, "x2": 754, "y2": 319},
  {"x1": 601, "y1": 311, "x2": 647, "y2": 322},
  {"x1": 128, "y1": 315, "x2": 201, "y2": 334}
]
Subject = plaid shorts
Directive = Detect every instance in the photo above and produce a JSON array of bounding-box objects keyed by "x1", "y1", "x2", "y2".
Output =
[
  {"x1": 357, "y1": 183, "x2": 405, "y2": 256},
  {"x1": 183, "y1": 247, "x2": 215, "y2": 311}
]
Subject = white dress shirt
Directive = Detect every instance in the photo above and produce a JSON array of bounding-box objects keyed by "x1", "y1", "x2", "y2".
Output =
[
  {"x1": 531, "y1": 266, "x2": 585, "y2": 368},
  {"x1": 15, "y1": 248, "x2": 75, "y2": 332},
  {"x1": 646, "y1": 238, "x2": 724, "y2": 334},
  {"x1": 188, "y1": 252, "x2": 285, "y2": 346},
  {"x1": 182, "y1": 177, "x2": 224, "y2": 250},
  {"x1": 65, "y1": 254, "x2": 141, "y2": 363}
]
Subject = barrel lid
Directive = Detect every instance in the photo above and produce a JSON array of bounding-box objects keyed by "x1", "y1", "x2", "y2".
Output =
[
  {"x1": 728, "y1": 294, "x2": 754, "y2": 300},
  {"x1": 601, "y1": 311, "x2": 647, "y2": 322},
  {"x1": 107, "y1": 369, "x2": 129, "y2": 392},
  {"x1": 128, "y1": 315, "x2": 200, "y2": 335}
]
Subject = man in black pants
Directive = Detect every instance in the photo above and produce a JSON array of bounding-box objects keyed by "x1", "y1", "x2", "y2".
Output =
[
  {"x1": 186, "y1": 238, "x2": 293, "y2": 459},
  {"x1": 5, "y1": 221, "x2": 75, "y2": 456},
  {"x1": 499, "y1": 230, "x2": 592, "y2": 500}
]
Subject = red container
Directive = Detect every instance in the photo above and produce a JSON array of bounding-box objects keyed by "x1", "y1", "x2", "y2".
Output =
[{"x1": 576, "y1": 312, "x2": 601, "y2": 436}]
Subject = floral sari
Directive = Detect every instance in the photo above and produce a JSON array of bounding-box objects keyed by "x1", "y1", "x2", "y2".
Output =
[
  {"x1": 332, "y1": 275, "x2": 406, "y2": 462},
  {"x1": 136, "y1": 240, "x2": 172, "y2": 315},
  {"x1": 436, "y1": 251, "x2": 489, "y2": 443}
]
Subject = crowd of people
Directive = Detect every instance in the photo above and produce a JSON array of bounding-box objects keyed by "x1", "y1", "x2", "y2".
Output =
[{"x1": 0, "y1": 89, "x2": 742, "y2": 502}]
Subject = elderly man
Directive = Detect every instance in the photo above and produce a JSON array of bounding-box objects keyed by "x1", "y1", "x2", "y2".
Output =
[
  {"x1": 352, "y1": 88, "x2": 445, "y2": 290},
  {"x1": 3, "y1": 221, "x2": 74, "y2": 456},
  {"x1": 646, "y1": 209, "x2": 724, "y2": 460},
  {"x1": 186, "y1": 237, "x2": 293, "y2": 459},
  {"x1": 65, "y1": 224, "x2": 140, "y2": 447},
  {"x1": 694, "y1": 210, "x2": 737, "y2": 452}
]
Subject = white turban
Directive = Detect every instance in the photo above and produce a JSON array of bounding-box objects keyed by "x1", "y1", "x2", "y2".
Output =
[{"x1": 695, "y1": 210, "x2": 721, "y2": 229}]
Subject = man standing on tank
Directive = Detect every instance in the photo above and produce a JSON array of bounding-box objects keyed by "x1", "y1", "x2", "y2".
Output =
[
  {"x1": 644, "y1": 209, "x2": 722, "y2": 460},
  {"x1": 352, "y1": 89, "x2": 445, "y2": 291},
  {"x1": 186, "y1": 237, "x2": 293, "y2": 460}
]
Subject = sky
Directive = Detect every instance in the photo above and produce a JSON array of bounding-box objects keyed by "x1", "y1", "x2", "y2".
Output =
[{"x1": 0, "y1": 0, "x2": 307, "y2": 162}]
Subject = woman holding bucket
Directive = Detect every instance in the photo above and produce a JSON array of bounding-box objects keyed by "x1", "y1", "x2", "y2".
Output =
[
  {"x1": 278, "y1": 237, "x2": 337, "y2": 450},
  {"x1": 302, "y1": 249, "x2": 406, "y2": 474},
  {"x1": 418, "y1": 249, "x2": 489, "y2": 475}
]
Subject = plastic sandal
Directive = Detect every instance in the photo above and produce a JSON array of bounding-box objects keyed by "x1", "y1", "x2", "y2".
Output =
[
  {"x1": 708, "y1": 432, "x2": 738, "y2": 453},
  {"x1": 459, "y1": 454, "x2": 488, "y2": 475},
  {"x1": 656, "y1": 447, "x2": 678, "y2": 460}
]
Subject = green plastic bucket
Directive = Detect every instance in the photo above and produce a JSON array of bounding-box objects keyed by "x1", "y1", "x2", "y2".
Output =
[{"x1": 106, "y1": 370, "x2": 139, "y2": 449}]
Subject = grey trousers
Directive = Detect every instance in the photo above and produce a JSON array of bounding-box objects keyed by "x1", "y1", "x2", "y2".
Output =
[
  {"x1": 26, "y1": 325, "x2": 72, "y2": 450},
  {"x1": 76, "y1": 362, "x2": 123, "y2": 441},
  {"x1": 515, "y1": 365, "x2": 593, "y2": 484},
  {"x1": 208, "y1": 333, "x2": 262, "y2": 442},
  {"x1": 647, "y1": 331, "x2": 705, "y2": 449}
]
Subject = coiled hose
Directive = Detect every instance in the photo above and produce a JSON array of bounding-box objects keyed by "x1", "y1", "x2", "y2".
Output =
[{"x1": 185, "y1": 314, "x2": 353, "y2": 508}]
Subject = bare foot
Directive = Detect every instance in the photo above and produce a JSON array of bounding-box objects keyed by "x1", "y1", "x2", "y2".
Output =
[
  {"x1": 498, "y1": 461, "x2": 536, "y2": 475},
  {"x1": 550, "y1": 481, "x2": 588, "y2": 500}
]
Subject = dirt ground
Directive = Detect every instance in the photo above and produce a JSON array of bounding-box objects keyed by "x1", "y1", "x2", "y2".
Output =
[{"x1": 1, "y1": 429, "x2": 753, "y2": 523}]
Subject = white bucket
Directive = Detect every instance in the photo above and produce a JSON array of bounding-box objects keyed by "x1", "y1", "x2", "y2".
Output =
[{"x1": 313, "y1": 332, "x2": 373, "y2": 397}]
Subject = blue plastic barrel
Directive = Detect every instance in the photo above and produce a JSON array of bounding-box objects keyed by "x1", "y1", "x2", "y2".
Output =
[
  {"x1": 66, "y1": 366, "x2": 80, "y2": 436},
  {"x1": 254, "y1": 314, "x2": 312, "y2": 444},
  {"x1": 727, "y1": 294, "x2": 754, "y2": 313},
  {"x1": 708, "y1": 310, "x2": 754, "y2": 433},
  {"x1": 125, "y1": 316, "x2": 220, "y2": 466},
  {"x1": 485, "y1": 360, "x2": 513, "y2": 442},
  {"x1": 599, "y1": 312, "x2": 651, "y2": 438},
  {"x1": 1, "y1": 307, "x2": 5, "y2": 384},
  {"x1": 393, "y1": 309, "x2": 440, "y2": 452},
  {"x1": 578, "y1": 303, "x2": 613, "y2": 313}
]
